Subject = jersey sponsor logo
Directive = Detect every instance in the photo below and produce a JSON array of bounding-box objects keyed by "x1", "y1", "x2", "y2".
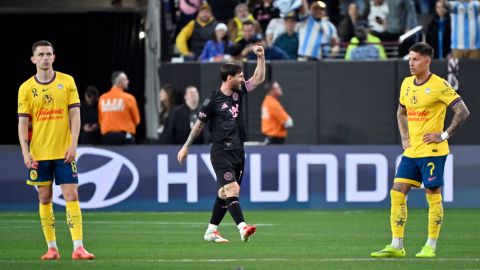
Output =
[
  {"x1": 232, "y1": 92, "x2": 239, "y2": 101},
  {"x1": 229, "y1": 104, "x2": 239, "y2": 118},
  {"x1": 36, "y1": 107, "x2": 65, "y2": 121},
  {"x1": 101, "y1": 98, "x2": 125, "y2": 112},
  {"x1": 52, "y1": 147, "x2": 140, "y2": 209}
]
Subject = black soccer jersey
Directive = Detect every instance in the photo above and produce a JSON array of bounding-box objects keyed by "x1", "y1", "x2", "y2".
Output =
[{"x1": 198, "y1": 86, "x2": 248, "y2": 151}]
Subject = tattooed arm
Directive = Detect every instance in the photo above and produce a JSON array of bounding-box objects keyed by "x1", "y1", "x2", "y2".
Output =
[
  {"x1": 423, "y1": 99, "x2": 470, "y2": 143},
  {"x1": 177, "y1": 120, "x2": 205, "y2": 164},
  {"x1": 397, "y1": 105, "x2": 410, "y2": 149},
  {"x1": 18, "y1": 116, "x2": 36, "y2": 169}
]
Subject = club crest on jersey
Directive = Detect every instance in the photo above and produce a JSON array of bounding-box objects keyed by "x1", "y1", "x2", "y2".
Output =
[
  {"x1": 43, "y1": 94, "x2": 54, "y2": 105},
  {"x1": 224, "y1": 172, "x2": 234, "y2": 181},
  {"x1": 410, "y1": 95, "x2": 418, "y2": 105},
  {"x1": 232, "y1": 92, "x2": 239, "y2": 101},
  {"x1": 57, "y1": 84, "x2": 64, "y2": 89}
]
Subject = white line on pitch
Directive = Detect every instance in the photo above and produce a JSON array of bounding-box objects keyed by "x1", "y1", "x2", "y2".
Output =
[{"x1": 0, "y1": 220, "x2": 274, "y2": 226}]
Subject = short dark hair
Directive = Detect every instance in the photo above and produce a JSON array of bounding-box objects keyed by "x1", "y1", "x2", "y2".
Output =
[
  {"x1": 32, "y1": 40, "x2": 53, "y2": 55},
  {"x1": 85, "y1": 85, "x2": 99, "y2": 97},
  {"x1": 409, "y1": 42, "x2": 434, "y2": 59},
  {"x1": 111, "y1": 71, "x2": 125, "y2": 85},
  {"x1": 220, "y1": 62, "x2": 243, "y2": 82},
  {"x1": 242, "y1": 20, "x2": 254, "y2": 27},
  {"x1": 264, "y1": 81, "x2": 276, "y2": 93}
]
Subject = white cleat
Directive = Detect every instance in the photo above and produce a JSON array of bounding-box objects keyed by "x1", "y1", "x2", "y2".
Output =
[
  {"x1": 204, "y1": 230, "x2": 229, "y2": 243},
  {"x1": 240, "y1": 225, "x2": 256, "y2": 242}
]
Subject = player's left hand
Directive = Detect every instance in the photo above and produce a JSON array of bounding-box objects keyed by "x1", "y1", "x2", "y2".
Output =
[
  {"x1": 423, "y1": 133, "x2": 443, "y2": 144},
  {"x1": 253, "y1": 45, "x2": 265, "y2": 58},
  {"x1": 64, "y1": 145, "x2": 77, "y2": 163}
]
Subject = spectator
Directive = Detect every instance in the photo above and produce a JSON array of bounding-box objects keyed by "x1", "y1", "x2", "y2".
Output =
[
  {"x1": 266, "y1": 12, "x2": 298, "y2": 46},
  {"x1": 207, "y1": 0, "x2": 242, "y2": 23},
  {"x1": 415, "y1": 0, "x2": 435, "y2": 14},
  {"x1": 247, "y1": 37, "x2": 291, "y2": 60},
  {"x1": 229, "y1": 20, "x2": 263, "y2": 59},
  {"x1": 338, "y1": 2, "x2": 360, "y2": 42},
  {"x1": 253, "y1": 0, "x2": 281, "y2": 33},
  {"x1": 98, "y1": 71, "x2": 141, "y2": 145},
  {"x1": 175, "y1": 3, "x2": 217, "y2": 61},
  {"x1": 298, "y1": 1, "x2": 340, "y2": 60},
  {"x1": 164, "y1": 86, "x2": 209, "y2": 144},
  {"x1": 426, "y1": 0, "x2": 451, "y2": 59},
  {"x1": 443, "y1": 0, "x2": 480, "y2": 59},
  {"x1": 228, "y1": 3, "x2": 263, "y2": 43},
  {"x1": 157, "y1": 84, "x2": 177, "y2": 143},
  {"x1": 367, "y1": 0, "x2": 389, "y2": 38},
  {"x1": 273, "y1": 14, "x2": 299, "y2": 59},
  {"x1": 261, "y1": 81, "x2": 293, "y2": 144},
  {"x1": 383, "y1": 0, "x2": 418, "y2": 56},
  {"x1": 345, "y1": 20, "x2": 387, "y2": 60},
  {"x1": 79, "y1": 86, "x2": 101, "y2": 145},
  {"x1": 174, "y1": 0, "x2": 203, "y2": 38},
  {"x1": 200, "y1": 23, "x2": 233, "y2": 62}
]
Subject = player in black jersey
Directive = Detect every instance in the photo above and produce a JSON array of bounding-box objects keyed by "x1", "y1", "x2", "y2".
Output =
[{"x1": 178, "y1": 45, "x2": 265, "y2": 243}]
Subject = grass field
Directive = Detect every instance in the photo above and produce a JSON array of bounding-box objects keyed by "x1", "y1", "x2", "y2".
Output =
[{"x1": 0, "y1": 209, "x2": 479, "y2": 270}]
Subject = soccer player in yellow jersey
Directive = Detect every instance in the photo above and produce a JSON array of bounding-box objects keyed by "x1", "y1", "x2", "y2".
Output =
[
  {"x1": 371, "y1": 42, "x2": 470, "y2": 258},
  {"x1": 17, "y1": 40, "x2": 95, "y2": 260}
]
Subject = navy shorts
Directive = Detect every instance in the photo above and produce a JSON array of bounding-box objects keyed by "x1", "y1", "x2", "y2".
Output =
[
  {"x1": 394, "y1": 155, "x2": 447, "y2": 189},
  {"x1": 27, "y1": 159, "x2": 79, "y2": 186},
  {"x1": 210, "y1": 148, "x2": 245, "y2": 189}
]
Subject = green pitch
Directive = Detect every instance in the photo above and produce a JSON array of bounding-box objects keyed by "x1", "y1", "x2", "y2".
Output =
[{"x1": 0, "y1": 209, "x2": 479, "y2": 270}]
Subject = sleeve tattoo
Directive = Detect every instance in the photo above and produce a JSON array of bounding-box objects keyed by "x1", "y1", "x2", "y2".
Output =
[
  {"x1": 183, "y1": 120, "x2": 205, "y2": 148},
  {"x1": 447, "y1": 100, "x2": 470, "y2": 137}
]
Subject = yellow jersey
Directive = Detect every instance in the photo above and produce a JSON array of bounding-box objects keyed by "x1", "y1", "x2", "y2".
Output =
[
  {"x1": 399, "y1": 73, "x2": 461, "y2": 158},
  {"x1": 17, "y1": 71, "x2": 80, "y2": 161}
]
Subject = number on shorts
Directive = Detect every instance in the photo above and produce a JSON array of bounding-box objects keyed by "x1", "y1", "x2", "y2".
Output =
[
  {"x1": 71, "y1": 161, "x2": 78, "y2": 173},
  {"x1": 427, "y1": 162, "x2": 435, "y2": 176}
]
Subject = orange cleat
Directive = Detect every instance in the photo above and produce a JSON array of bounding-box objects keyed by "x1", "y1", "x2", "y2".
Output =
[
  {"x1": 41, "y1": 247, "x2": 60, "y2": 260},
  {"x1": 72, "y1": 246, "x2": 95, "y2": 260},
  {"x1": 240, "y1": 225, "x2": 256, "y2": 242}
]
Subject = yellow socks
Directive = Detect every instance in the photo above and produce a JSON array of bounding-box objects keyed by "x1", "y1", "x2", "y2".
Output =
[
  {"x1": 66, "y1": 201, "x2": 83, "y2": 242},
  {"x1": 426, "y1": 193, "x2": 443, "y2": 249},
  {"x1": 390, "y1": 190, "x2": 407, "y2": 248},
  {"x1": 39, "y1": 203, "x2": 56, "y2": 244}
]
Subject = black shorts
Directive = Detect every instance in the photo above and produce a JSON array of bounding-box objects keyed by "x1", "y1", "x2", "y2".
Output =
[{"x1": 210, "y1": 148, "x2": 245, "y2": 189}]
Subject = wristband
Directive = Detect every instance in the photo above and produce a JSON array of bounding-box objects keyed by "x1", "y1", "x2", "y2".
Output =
[{"x1": 440, "y1": 131, "x2": 449, "y2": 141}]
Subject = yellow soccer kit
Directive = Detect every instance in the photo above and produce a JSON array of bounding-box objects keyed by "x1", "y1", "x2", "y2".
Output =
[
  {"x1": 399, "y1": 73, "x2": 461, "y2": 158},
  {"x1": 17, "y1": 71, "x2": 80, "y2": 161}
]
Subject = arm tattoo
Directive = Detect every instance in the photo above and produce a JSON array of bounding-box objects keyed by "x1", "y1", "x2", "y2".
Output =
[
  {"x1": 446, "y1": 100, "x2": 470, "y2": 137},
  {"x1": 183, "y1": 121, "x2": 205, "y2": 148},
  {"x1": 397, "y1": 105, "x2": 409, "y2": 139}
]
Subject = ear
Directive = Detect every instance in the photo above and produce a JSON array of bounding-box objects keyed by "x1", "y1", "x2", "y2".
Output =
[
  {"x1": 51, "y1": 54, "x2": 56, "y2": 63},
  {"x1": 30, "y1": 55, "x2": 35, "y2": 64}
]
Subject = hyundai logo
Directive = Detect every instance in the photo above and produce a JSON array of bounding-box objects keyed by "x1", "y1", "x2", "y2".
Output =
[{"x1": 52, "y1": 147, "x2": 139, "y2": 209}]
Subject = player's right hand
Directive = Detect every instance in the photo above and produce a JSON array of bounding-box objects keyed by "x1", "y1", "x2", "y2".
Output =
[
  {"x1": 23, "y1": 153, "x2": 38, "y2": 169},
  {"x1": 401, "y1": 137, "x2": 411, "y2": 149},
  {"x1": 177, "y1": 147, "x2": 188, "y2": 165}
]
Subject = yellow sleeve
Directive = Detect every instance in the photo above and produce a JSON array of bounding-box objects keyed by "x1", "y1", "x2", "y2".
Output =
[
  {"x1": 17, "y1": 84, "x2": 30, "y2": 116},
  {"x1": 67, "y1": 76, "x2": 81, "y2": 107},
  {"x1": 399, "y1": 79, "x2": 407, "y2": 106},
  {"x1": 438, "y1": 80, "x2": 461, "y2": 105},
  {"x1": 175, "y1": 20, "x2": 195, "y2": 55}
]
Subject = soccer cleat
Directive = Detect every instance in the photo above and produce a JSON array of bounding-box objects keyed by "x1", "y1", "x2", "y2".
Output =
[
  {"x1": 415, "y1": 245, "x2": 436, "y2": 258},
  {"x1": 41, "y1": 247, "x2": 60, "y2": 260},
  {"x1": 72, "y1": 246, "x2": 95, "y2": 260},
  {"x1": 240, "y1": 225, "x2": 256, "y2": 242},
  {"x1": 370, "y1": 245, "x2": 406, "y2": 258},
  {"x1": 204, "y1": 230, "x2": 229, "y2": 243}
]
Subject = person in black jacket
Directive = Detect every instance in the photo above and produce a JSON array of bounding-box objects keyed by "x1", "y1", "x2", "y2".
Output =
[
  {"x1": 426, "y1": 0, "x2": 451, "y2": 59},
  {"x1": 164, "y1": 86, "x2": 209, "y2": 144}
]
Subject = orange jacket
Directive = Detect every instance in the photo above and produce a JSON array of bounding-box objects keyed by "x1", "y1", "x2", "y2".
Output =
[
  {"x1": 98, "y1": 86, "x2": 140, "y2": 135},
  {"x1": 261, "y1": 95, "x2": 290, "y2": 138}
]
